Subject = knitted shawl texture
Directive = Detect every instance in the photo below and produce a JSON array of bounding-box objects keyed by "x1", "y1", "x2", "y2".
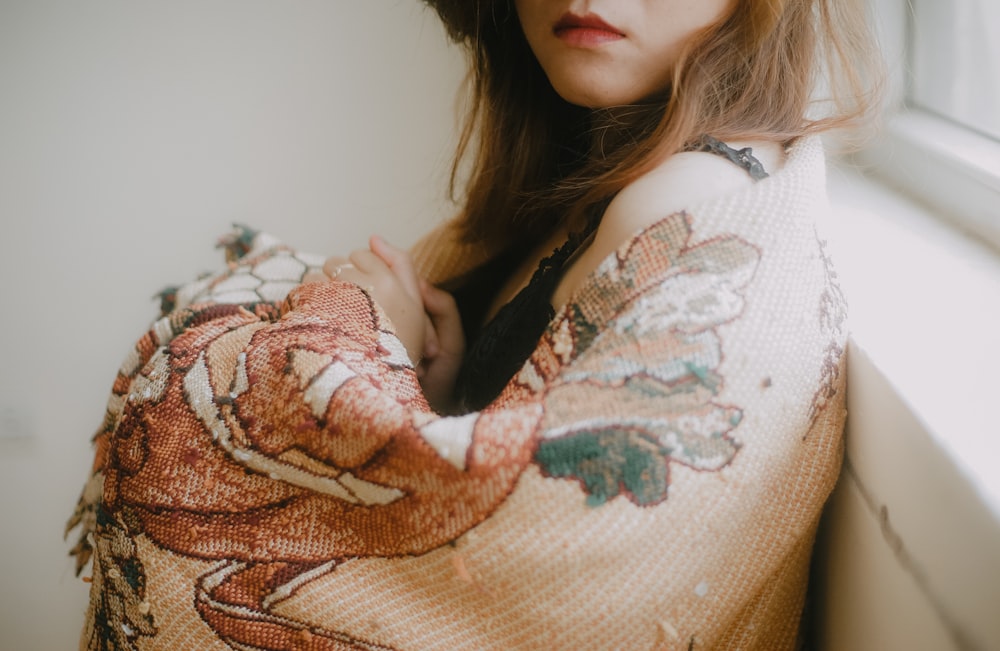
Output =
[{"x1": 67, "y1": 137, "x2": 846, "y2": 650}]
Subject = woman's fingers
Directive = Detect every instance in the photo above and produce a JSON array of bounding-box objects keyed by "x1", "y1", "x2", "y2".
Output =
[
  {"x1": 369, "y1": 236, "x2": 422, "y2": 301},
  {"x1": 322, "y1": 238, "x2": 418, "y2": 295},
  {"x1": 322, "y1": 256, "x2": 353, "y2": 279},
  {"x1": 322, "y1": 252, "x2": 383, "y2": 289},
  {"x1": 316, "y1": 241, "x2": 434, "y2": 373},
  {"x1": 347, "y1": 249, "x2": 386, "y2": 275},
  {"x1": 302, "y1": 270, "x2": 329, "y2": 284},
  {"x1": 416, "y1": 280, "x2": 464, "y2": 412},
  {"x1": 421, "y1": 280, "x2": 463, "y2": 353}
]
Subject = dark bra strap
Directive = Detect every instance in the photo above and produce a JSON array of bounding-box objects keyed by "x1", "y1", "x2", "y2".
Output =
[{"x1": 696, "y1": 135, "x2": 770, "y2": 181}]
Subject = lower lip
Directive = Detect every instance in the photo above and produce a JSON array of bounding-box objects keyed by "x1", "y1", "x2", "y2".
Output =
[{"x1": 554, "y1": 26, "x2": 624, "y2": 47}]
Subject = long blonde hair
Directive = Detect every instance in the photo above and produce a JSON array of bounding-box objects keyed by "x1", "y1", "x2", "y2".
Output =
[{"x1": 424, "y1": 0, "x2": 883, "y2": 246}]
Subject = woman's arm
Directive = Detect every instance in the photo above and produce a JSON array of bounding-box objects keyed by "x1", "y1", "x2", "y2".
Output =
[
  {"x1": 320, "y1": 236, "x2": 465, "y2": 412},
  {"x1": 553, "y1": 141, "x2": 784, "y2": 310}
]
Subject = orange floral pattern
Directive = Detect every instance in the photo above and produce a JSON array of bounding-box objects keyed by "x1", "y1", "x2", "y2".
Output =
[{"x1": 69, "y1": 216, "x2": 759, "y2": 650}]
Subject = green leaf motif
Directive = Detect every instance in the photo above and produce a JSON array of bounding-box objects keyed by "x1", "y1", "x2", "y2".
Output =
[
  {"x1": 537, "y1": 217, "x2": 757, "y2": 508},
  {"x1": 536, "y1": 428, "x2": 671, "y2": 507},
  {"x1": 569, "y1": 304, "x2": 602, "y2": 356}
]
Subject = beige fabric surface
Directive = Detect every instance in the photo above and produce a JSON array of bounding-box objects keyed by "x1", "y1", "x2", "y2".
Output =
[{"x1": 68, "y1": 136, "x2": 845, "y2": 650}]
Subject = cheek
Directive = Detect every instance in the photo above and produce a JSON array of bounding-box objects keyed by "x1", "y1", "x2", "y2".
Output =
[
  {"x1": 641, "y1": 0, "x2": 733, "y2": 79},
  {"x1": 669, "y1": 0, "x2": 734, "y2": 24},
  {"x1": 513, "y1": 0, "x2": 545, "y2": 42}
]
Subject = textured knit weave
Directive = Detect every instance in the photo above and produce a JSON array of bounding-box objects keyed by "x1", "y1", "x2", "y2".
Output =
[{"x1": 68, "y1": 136, "x2": 846, "y2": 651}]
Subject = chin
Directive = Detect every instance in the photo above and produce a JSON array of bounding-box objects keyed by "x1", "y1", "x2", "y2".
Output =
[
  {"x1": 546, "y1": 70, "x2": 661, "y2": 108},
  {"x1": 550, "y1": 82, "x2": 632, "y2": 109}
]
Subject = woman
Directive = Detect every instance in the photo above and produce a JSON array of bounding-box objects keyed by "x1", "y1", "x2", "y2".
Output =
[
  {"x1": 68, "y1": 1, "x2": 880, "y2": 649},
  {"x1": 326, "y1": 0, "x2": 877, "y2": 415}
]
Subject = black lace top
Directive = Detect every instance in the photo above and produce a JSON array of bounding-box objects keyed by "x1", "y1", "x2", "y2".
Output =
[
  {"x1": 452, "y1": 137, "x2": 769, "y2": 413},
  {"x1": 452, "y1": 218, "x2": 601, "y2": 412}
]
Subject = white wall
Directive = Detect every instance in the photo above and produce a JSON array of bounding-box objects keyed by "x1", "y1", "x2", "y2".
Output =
[{"x1": 0, "y1": 2, "x2": 464, "y2": 649}]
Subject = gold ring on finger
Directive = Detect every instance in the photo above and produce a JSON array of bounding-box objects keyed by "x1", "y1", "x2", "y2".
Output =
[{"x1": 330, "y1": 262, "x2": 355, "y2": 279}]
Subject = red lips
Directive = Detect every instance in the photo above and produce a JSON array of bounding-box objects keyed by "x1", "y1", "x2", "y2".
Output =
[{"x1": 553, "y1": 12, "x2": 625, "y2": 47}]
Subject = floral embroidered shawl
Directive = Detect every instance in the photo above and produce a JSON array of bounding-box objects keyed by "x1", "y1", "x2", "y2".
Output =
[{"x1": 68, "y1": 137, "x2": 846, "y2": 650}]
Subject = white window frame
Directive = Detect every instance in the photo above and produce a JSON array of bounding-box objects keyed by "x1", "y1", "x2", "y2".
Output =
[
  {"x1": 817, "y1": 7, "x2": 1000, "y2": 649},
  {"x1": 856, "y1": 0, "x2": 1000, "y2": 252}
]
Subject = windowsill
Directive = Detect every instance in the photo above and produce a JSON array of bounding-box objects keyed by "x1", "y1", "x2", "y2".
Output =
[
  {"x1": 827, "y1": 160, "x2": 1000, "y2": 514},
  {"x1": 822, "y1": 158, "x2": 1000, "y2": 648},
  {"x1": 854, "y1": 109, "x2": 1000, "y2": 252}
]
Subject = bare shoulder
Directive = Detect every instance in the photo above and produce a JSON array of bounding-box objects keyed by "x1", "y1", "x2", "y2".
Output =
[
  {"x1": 552, "y1": 140, "x2": 785, "y2": 307},
  {"x1": 601, "y1": 140, "x2": 785, "y2": 241}
]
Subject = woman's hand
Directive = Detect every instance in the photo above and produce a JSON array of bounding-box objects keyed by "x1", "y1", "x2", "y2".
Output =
[
  {"x1": 319, "y1": 237, "x2": 427, "y2": 366},
  {"x1": 316, "y1": 236, "x2": 464, "y2": 411},
  {"x1": 415, "y1": 277, "x2": 465, "y2": 412}
]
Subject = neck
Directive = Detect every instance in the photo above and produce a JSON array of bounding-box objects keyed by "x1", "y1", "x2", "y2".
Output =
[{"x1": 586, "y1": 100, "x2": 665, "y2": 162}]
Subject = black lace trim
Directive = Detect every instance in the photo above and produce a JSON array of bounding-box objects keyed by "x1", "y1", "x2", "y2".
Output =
[
  {"x1": 453, "y1": 218, "x2": 600, "y2": 413},
  {"x1": 452, "y1": 137, "x2": 768, "y2": 412}
]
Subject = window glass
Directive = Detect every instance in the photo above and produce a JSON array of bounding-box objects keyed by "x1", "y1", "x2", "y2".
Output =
[{"x1": 910, "y1": 0, "x2": 1000, "y2": 142}]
